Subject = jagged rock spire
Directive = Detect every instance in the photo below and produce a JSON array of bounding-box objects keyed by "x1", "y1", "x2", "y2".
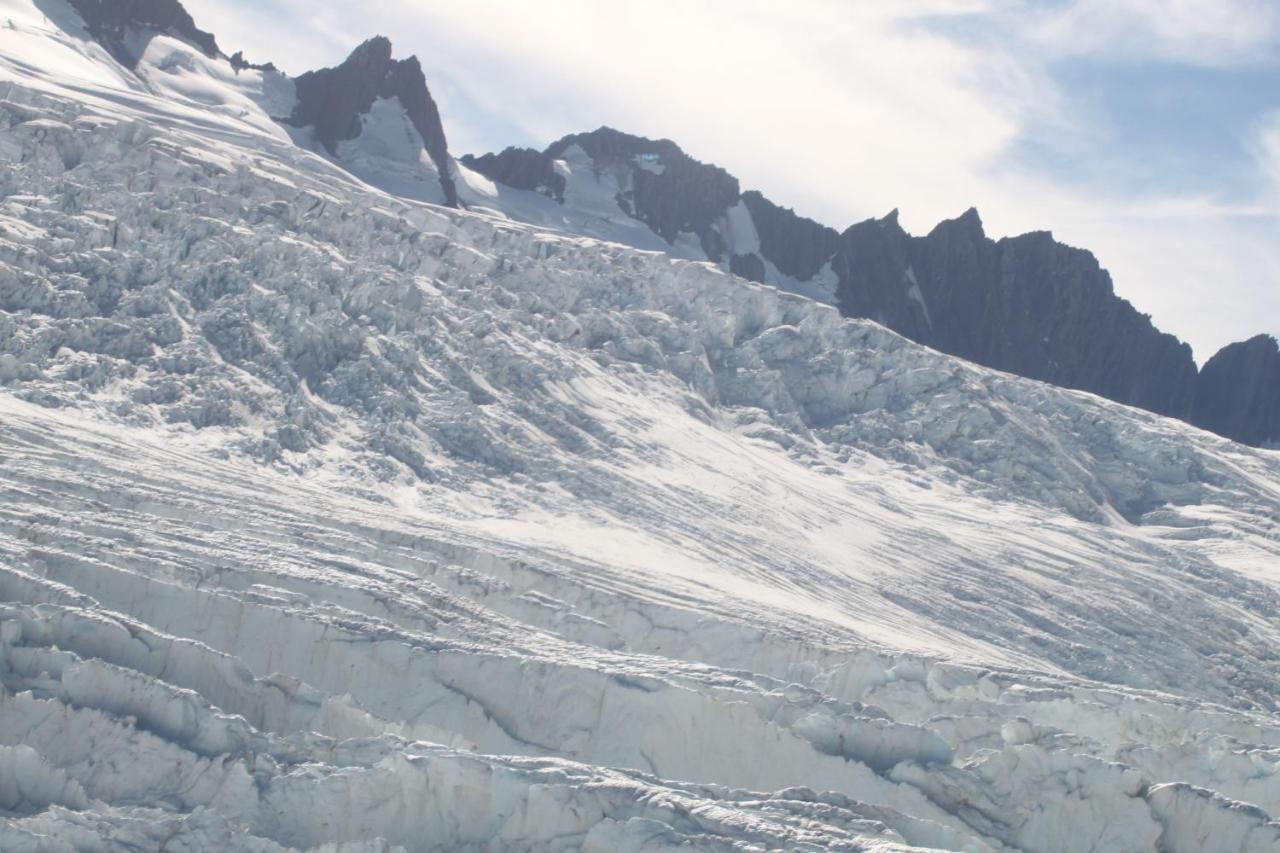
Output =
[{"x1": 286, "y1": 36, "x2": 457, "y2": 206}]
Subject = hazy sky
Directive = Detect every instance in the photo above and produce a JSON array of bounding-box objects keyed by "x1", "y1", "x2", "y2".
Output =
[{"x1": 186, "y1": 0, "x2": 1279, "y2": 362}]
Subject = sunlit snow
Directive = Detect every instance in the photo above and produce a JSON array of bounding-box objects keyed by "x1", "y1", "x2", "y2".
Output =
[{"x1": 1, "y1": 2, "x2": 1279, "y2": 851}]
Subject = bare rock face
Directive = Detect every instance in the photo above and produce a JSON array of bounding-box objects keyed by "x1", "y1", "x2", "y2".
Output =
[
  {"x1": 229, "y1": 51, "x2": 275, "y2": 74},
  {"x1": 460, "y1": 147, "x2": 566, "y2": 201},
  {"x1": 1193, "y1": 335, "x2": 1280, "y2": 447},
  {"x1": 286, "y1": 37, "x2": 395, "y2": 153},
  {"x1": 741, "y1": 190, "x2": 841, "y2": 282},
  {"x1": 285, "y1": 37, "x2": 457, "y2": 206},
  {"x1": 463, "y1": 130, "x2": 845, "y2": 288},
  {"x1": 830, "y1": 210, "x2": 929, "y2": 342},
  {"x1": 66, "y1": 0, "x2": 219, "y2": 68},
  {"x1": 832, "y1": 208, "x2": 1200, "y2": 420},
  {"x1": 546, "y1": 128, "x2": 740, "y2": 259}
]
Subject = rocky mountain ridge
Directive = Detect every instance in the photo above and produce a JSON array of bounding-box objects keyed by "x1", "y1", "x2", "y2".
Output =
[
  {"x1": 59, "y1": 0, "x2": 1279, "y2": 448},
  {"x1": 832, "y1": 208, "x2": 1200, "y2": 421},
  {"x1": 463, "y1": 133, "x2": 1275, "y2": 448},
  {"x1": 284, "y1": 36, "x2": 457, "y2": 206}
]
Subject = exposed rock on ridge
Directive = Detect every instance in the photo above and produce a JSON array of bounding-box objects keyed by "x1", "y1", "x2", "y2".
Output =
[
  {"x1": 463, "y1": 129, "x2": 842, "y2": 287},
  {"x1": 546, "y1": 127, "x2": 740, "y2": 259},
  {"x1": 460, "y1": 147, "x2": 566, "y2": 202},
  {"x1": 1193, "y1": 334, "x2": 1280, "y2": 447},
  {"x1": 228, "y1": 51, "x2": 275, "y2": 74},
  {"x1": 741, "y1": 190, "x2": 841, "y2": 282},
  {"x1": 285, "y1": 36, "x2": 457, "y2": 206},
  {"x1": 832, "y1": 208, "x2": 1201, "y2": 420},
  {"x1": 66, "y1": 0, "x2": 219, "y2": 68}
]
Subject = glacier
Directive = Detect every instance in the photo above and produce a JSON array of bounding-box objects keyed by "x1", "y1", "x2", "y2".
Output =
[{"x1": 1, "y1": 2, "x2": 1280, "y2": 850}]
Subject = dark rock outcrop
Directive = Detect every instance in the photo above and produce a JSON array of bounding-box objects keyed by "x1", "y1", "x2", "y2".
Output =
[
  {"x1": 832, "y1": 208, "x2": 1200, "y2": 420},
  {"x1": 286, "y1": 37, "x2": 457, "y2": 206},
  {"x1": 1192, "y1": 335, "x2": 1280, "y2": 446},
  {"x1": 831, "y1": 210, "x2": 930, "y2": 342},
  {"x1": 460, "y1": 147, "x2": 565, "y2": 202},
  {"x1": 546, "y1": 128, "x2": 740, "y2": 259},
  {"x1": 229, "y1": 51, "x2": 276, "y2": 74},
  {"x1": 741, "y1": 190, "x2": 841, "y2": 282},
  {"x1": 66, "y1": 0, "x2": 219, "y2": 68},
  {"x1": 464, "y1": 130, "x2": 843, "y2": 286}
]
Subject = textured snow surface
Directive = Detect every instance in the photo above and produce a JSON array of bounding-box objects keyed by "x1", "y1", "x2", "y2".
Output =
[{"x1": 2, "y1": 5, "x2": 1280, "y2": 851}]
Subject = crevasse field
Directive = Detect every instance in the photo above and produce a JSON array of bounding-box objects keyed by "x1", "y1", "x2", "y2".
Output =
[{"x1": 1, "y1": 3, "x2": 1279, "y2": 851}]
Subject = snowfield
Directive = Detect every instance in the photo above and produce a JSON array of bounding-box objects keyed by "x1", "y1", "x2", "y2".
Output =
[{"x1": 2, "y1": 4, "x2": 1280, "y2": 851}]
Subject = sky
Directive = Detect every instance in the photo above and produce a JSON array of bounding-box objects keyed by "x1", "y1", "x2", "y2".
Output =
[{"x1": 185, "y1": 0, "x2": 1280, "y2": 362}]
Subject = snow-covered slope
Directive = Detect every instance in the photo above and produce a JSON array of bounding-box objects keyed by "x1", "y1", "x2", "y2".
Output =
[{"x1": 2, "y1": 3, "x2": 1280, "y2": 850}]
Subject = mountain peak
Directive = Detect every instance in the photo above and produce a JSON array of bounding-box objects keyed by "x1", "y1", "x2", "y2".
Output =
[
  {"x1": 1193, "y1": 333, "x2": 1280, "y2": 446},
  {"x1": 345, "y1": 35, "x2": 394, "y2": 68},
  {"x1": 955, "y1": 205, "x2": 984, "y2": 230},
  {"x1": 1242, "y1": 332, "x2": 1280, "y2": 352},
  {"x1": 542, "y1": 127, "x2": 738, "y2": 249},
  {"x1": 546, "y1": 126, "x2": 689, "y2": 165},
  {"x1": 286, "y1": 35, "x2": 456, "y2": 206}
]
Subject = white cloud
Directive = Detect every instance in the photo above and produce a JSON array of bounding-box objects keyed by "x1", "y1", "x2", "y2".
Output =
[{"x1": 177, "y1": 0, "x2": 331, "y2": 72}]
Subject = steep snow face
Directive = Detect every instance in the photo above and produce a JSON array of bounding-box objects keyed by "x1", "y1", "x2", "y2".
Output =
[
  {"x1": 0, "y1": 0, "x2": 139, "y2": 91},
  {"x1": 310, "y1": 94, "x2": 453, "y2": 207},
  {"x1": 0, "y1": 0, "x2": 292, "y2": 142},
  {"x1": 133, "y1": 31, "x2": 294, "y2": 137},
  {"x1": 3, "y1": 15, "x2": 1280, "y2": 853}
]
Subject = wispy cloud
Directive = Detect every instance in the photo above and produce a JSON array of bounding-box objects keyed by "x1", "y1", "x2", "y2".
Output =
[
  {"x1": 1024, "y1": 0, "x2": 1280, "y2": 67},
  {"x1": 1257, "y1": 111, "x2": 1280, "y2": 202},
  {"x1": 185, "y1": 0, "x2": 1279, "y2": 360}
]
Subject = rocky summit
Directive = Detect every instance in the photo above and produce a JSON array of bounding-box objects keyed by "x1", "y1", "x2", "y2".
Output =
[
  {"x1": 285, "y1": 36, "x2": 457, "y2": 207},
  {"x1": 831, "y1": 209, "x2": 1200, "y2": 422},
  {"x1": 1193, "y1": 334, "x2": 1280, "y2": 448}
]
